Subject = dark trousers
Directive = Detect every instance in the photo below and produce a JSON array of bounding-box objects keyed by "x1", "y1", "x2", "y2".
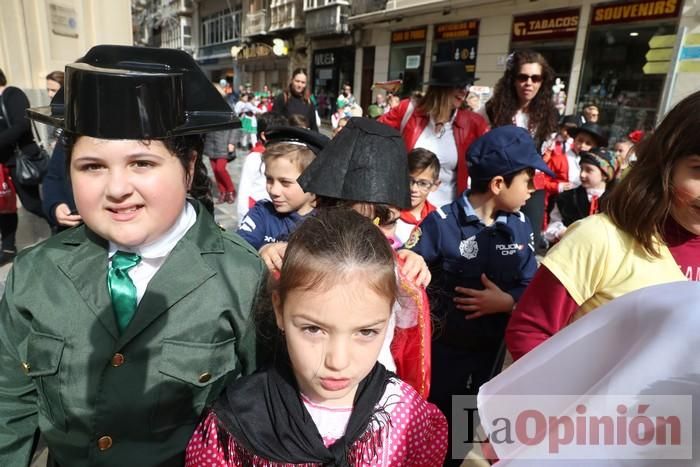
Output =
[
  {"x1": 0, "y1": 212, "x2": 17, "y2": 251},
  {"x1": 521, "y1": 189, "x2": 545, "y2": 251},
  {"x1": 429, "y1": 340, "x2": 506, "y2": 467}
]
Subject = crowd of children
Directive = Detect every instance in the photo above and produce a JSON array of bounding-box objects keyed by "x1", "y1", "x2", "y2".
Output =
[{"x1": 1, "y1": 44, "x2": 697, "y2": 467}]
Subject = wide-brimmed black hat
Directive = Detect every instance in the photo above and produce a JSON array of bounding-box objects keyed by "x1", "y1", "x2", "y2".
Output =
[
  {"x1": 568, "y1": 123, "x2": 608, "y2": 147},
  {"x1": 264, "y1": 126, "x2": 330, "y2": 155},
  {"x1": 297, "y1": 117, "x2": 411, "y2": 209},
  {"x1": 425, "y1": 61, "x2": 472, "y2": 88},
  {"x1": 27, "y1": 45, "x2": 240, "y2": 139}
]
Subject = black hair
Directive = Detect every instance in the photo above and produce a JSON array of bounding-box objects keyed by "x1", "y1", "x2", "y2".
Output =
[
  {"x1": 470, "y1": 167, "x2": 535, "y2": 193},
  {"x1": 257, "y1": 112, "x2": 288, "y2": 140},
  {"x1": 0, "y1": 69, "x2": 6, "y2": 86},
  {"x1": 62, "y1": 132, "x2": 213, "y2": 214}
]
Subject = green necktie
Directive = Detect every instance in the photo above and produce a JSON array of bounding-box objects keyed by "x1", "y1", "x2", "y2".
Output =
[{"x1": 108, "y1": 251, "x2": 142, "y2": 334}]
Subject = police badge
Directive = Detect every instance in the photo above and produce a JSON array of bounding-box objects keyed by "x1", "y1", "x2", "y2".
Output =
[
  {"x1": 459, "y1": 235, "x2": 479, "y2": 259},
  {"x1": 405, "y1": 227, "x2": 421, "y2": 249}
]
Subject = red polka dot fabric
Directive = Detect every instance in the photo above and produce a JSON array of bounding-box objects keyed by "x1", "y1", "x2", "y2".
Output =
[{"x1": 185, "y1": 379, "x2": 448, "y2": 466}]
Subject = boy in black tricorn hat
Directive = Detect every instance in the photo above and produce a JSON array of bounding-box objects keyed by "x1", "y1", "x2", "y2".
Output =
[
  {"x1": 0, "y1": 45, "x2": 265, "y2": 466},
  {"x1": 236, "y1": 126, "x2": 329, "y2": 251}
]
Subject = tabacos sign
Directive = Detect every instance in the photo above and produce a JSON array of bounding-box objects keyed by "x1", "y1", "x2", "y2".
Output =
[
  {"x1": 591, "y1": 0, "x2": 680, "y2": 25},
  {"x1": 512, "y1": 9, "x2": 580, "y2": 42}
]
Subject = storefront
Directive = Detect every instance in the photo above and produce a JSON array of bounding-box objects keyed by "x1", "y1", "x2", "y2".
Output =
[
  {"x1": 388, "y1": 26, "x2": 427, "y2": 97},
  {"x1": 511, "y1": 8, "x2": 580, "y2": 113},
  {"x1": 577, "y1": 0, "x2": 681, "y2": 141},
  {"x1": 234, "y1": 42, "x2": 290, "y2": 94},
  {"x1": 432, "y1": 20, "x2": 479, "y2": 81},
  {"x1": 311, "y1": 46, "x2": 355, "y2": 119}
]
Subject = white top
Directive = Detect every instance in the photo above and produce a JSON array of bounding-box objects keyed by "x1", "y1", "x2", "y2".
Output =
[
  {"x1": 565, "y1": 148, "x2": 581, "y2": 188},
  {"x1": 237, "y1": 150, "x2": 270, "y2": 224},
  {"x1": 414, "y1": 114, "x2": 459, "y2": 207},
  {"x1": 109, "y1": 202, "x2": 196, "y2": 303}
]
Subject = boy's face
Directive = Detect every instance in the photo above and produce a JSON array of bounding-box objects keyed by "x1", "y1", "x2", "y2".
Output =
[
  {"x1": 409, "y1": 167, "x2": 439, "y2": 209},
  {"x1": 579, "y1": 162, "x2": 606, "y2": 189},
  {"x1": 494, "y1": 170, "x2": 533, "y2": 212},
  {"x1": 273, "y1": 274, "x2": 391, "y2": 407},
  {"x1": 71, "y1": 137, "x2": 192, "y2": 248},
  {"x1": 573, "y1": 133, "x2": 597, "y2": 154},
  {"x1": 265, "y1": 157, "x2": 315, "y2": 215}
]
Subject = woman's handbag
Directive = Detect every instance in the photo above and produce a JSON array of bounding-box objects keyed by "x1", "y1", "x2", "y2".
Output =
[
  {"x1": 0, "y1": 95, "x2": 50, "y2": 185},
  {"x1": 0, "y1": 164, "x2": 17, "y2": 214},
  {"x1": 12, "y1": 144, "x2": 50, "y2": 185}
]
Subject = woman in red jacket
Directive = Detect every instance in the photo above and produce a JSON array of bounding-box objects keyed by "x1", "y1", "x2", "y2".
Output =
[{"x1": 379, "y1": 62, "x2": 488, "y2": 207}]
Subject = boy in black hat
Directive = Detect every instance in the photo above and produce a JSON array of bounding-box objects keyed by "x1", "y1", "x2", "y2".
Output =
[
  {"x1": 0, "y1": 45, "x2": 265, "y2": 466},
  {"x1": 236, "y1": 126, "x2": 329, "y2": 251},
  {"x1": 406, "y1": 125, "x2": 556, "y2": 465}
]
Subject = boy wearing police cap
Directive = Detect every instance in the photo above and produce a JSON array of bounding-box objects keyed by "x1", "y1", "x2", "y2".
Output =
[
  {"x1": 0, "y1": 45, "x2": 264, "y2": 466},
  {"x1": 236, "y1": 127, "x2": 329, "y2": 251},
  {"x1": 406, "y1": 125, "x2": 555, "y2": 464}
]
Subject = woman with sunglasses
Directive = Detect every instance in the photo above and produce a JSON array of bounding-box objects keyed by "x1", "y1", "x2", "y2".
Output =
[
  {"x1": 379, "y1": 62, "x2": 489, "y2": 207},
  {"x1": 483, "y1": 49, "x2": 559, "y2": 252}
]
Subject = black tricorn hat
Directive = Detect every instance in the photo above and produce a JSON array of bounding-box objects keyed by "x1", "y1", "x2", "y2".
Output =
[
  {"x1": 568, "y1": 123, "x2": 608, "y2": 147},
  {"x1": 426, "y1": 61, "x2": 472, "y2": 88},
  {"x1": 264, "y1": 126, "x2": 330, "y2": 155},
  {"x1": 297, "y1": 117, "x2": 411, "y2": 209},
  {"x1": 27, "y1": 45, "x2": 240, "y2": 139}
]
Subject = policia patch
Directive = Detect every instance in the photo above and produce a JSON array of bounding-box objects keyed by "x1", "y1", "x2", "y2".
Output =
[{"x1": 405, "y1": 227, "x2": 422, "y2": 249}]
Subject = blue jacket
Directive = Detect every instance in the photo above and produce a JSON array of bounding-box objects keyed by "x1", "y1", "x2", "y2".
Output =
[
  {"x1": 41, "y1": 141, "x2": 76, "y2": 228},
  {"x1": 408, "y1": 191, "x2": 537, "y2": 348},
  {"x1": 236, "y1": 200, "x2": 309, "y2": 250}
]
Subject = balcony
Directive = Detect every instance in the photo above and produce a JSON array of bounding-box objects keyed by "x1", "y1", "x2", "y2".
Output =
[
  {"x1": 243, "y1": 9, "x2": 268, "y2": 36},
  {"x1": 268, "y1": 0, "x2": 304, "y2": 31},
  {"x1": 350, "y1": 0, "x2": 386, "y2": 16},
  {"x1": 305, "y1": 3, "x2": 350, "y2": 37}
]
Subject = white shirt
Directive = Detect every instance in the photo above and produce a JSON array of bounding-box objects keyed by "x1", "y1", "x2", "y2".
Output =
[
  {"x1": 109, "y1": 202, "x2": 196, "y2": 304},
  {"x1": 565, "y1": 148, "x2": 581, "y2": 189},
  {"x1": 237, "y1": 150, "x2": 270, "y2": 224},
  {"x1": 414, "y1": 113, "x2": 459, "y2": 207}
]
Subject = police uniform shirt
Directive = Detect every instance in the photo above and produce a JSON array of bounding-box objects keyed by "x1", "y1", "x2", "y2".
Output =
[
  {"x1": 236, "y1": 200, "x2": 310, "y2": 250},
  {"x1": 406, "y1": 191, "x2": 537, "y2": 344}
]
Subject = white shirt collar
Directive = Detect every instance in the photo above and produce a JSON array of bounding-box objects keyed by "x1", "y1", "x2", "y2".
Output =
[{"x1": 109, "y1": 202, "x2": 197, "y2": 259}]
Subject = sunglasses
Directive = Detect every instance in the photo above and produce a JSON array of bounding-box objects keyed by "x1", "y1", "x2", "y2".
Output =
[{"x1": 515, "y1": 73, "x2": 543, "y2": 83}]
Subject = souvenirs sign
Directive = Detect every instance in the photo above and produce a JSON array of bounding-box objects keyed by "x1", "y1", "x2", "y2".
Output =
[{"x1": 591, "y1": 0, "x2": 680, "y2": 25}]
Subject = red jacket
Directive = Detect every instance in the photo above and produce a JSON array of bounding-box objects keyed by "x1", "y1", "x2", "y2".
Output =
[{"x1": 379, "y1": 99, "x2": 489, "y2": 193}]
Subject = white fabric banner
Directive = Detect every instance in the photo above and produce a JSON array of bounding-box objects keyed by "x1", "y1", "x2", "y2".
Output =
[{"x1": 478, "y1": 281, "x2": 700, "y2": 466}]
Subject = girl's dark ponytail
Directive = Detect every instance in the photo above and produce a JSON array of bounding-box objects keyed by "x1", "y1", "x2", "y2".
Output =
[{"x1": 188, "y1": 146, "x2": 214, "y2": 214}]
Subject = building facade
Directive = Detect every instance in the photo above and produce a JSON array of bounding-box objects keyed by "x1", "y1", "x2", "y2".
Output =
[
  {"x1": 0, "y1": 0, "x2": 132, "y2": 103},
  {"x1": 350, "y1": 0, "x2": 700, "y2": 139}
]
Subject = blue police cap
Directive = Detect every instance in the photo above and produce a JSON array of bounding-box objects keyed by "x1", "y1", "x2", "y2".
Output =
[{"x1": 468, "y1": 126, "x2": 555, "y2": 181}]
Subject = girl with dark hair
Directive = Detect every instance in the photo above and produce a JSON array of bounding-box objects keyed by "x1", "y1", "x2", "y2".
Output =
[
  {"x1": 506, "y1": 90, "x2": 700, "y2": 361},
  {"x1": 379, "y1": 62, "x2": 489, "y2": 207},
  {"x1": 187, "y1": 208, "x2": 448, "y2": 466},
  {"x1": 273, "y1": 68, "x2": 319, "y2": 132},
  {"x1": 483, "y1": 50, "x2": 560, "y2": 251},
  {"x1": 0, "y1": 46, "x2": 264, "y2": 466}
]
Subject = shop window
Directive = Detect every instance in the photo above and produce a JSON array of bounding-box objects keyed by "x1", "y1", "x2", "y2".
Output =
[
  {"x1": 389, "y1": 44, "x2": 425, "y2": 97},
  {"x1": 577, "y1": 21, "x2": 676, "y2": 143}
]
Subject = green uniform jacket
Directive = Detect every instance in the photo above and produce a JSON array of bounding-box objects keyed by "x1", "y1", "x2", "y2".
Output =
[{"x1": 0, "y1": 202, "x2": 265, "y2": 466}]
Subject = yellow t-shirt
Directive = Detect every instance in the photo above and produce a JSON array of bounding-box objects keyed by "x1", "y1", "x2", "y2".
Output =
[{"x1": 543, "y1": 214, "x2": 687, "y2": 322}]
